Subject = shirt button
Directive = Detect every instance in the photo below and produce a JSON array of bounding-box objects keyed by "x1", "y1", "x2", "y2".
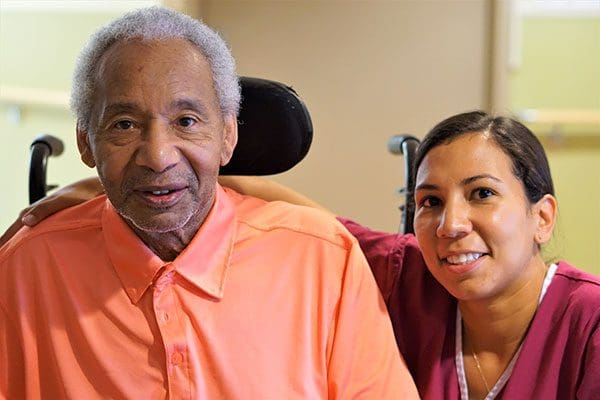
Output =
[
  {"x1": 162, "y1": 312, "x2": 170, "y2": 322},
  {"x1": 171, "y1": 352, "x2": 183, "y2": 365}
]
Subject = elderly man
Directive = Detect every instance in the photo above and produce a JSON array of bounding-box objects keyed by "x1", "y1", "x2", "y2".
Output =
[{"x1": 0, "y1": 7, "x2": 418, "y2": 399}]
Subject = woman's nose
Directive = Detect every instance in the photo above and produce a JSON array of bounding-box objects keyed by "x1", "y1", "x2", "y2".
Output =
[{"x1": 436, "y1": 199, "x2": 472, "y2": 238}]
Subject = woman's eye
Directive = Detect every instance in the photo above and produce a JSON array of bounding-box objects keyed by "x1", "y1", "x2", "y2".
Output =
[
  {"x1": 474, "y1": 188, "x2": 494, "y2": 200},
  {"x1": 178, "y1": 117, "x2": 196, "y2": 127},
  {"x1": 420, "y1": 196, "x2": 441, "y2": 208},
  {"x1": 114, "y1": 120, "x2": 134, "y2": 130}
]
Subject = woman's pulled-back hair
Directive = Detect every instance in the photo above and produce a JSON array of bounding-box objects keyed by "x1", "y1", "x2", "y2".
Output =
[{"x1": 413, "y1": 110, "x2": 554, "y2": 204}]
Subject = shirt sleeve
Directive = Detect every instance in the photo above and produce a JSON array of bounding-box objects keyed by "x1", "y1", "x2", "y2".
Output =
[
  {"x1": 336, "y1": 217, "x2": 406, "y2": 305},
  {"x1": 325, "y1": 237, "x2": 419, "y2": 399},
  {"x1": 578, "y1": 321, "x2": 600, "y2": 398}
]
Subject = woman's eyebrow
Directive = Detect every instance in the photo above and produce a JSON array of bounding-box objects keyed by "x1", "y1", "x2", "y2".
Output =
[
  {"x1": 415, "y1": 174, "x2": 501, "y2": 191},
  {"x1": 415, "y1": 183, "x2": 438, "y2": 191},
  {"x1": 462, "y1": 174, "x2": 501, "y2": 186}
]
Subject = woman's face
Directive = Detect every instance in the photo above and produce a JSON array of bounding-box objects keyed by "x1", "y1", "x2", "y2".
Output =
[{"x1": 413, "y1": 132, "x2": 548, "y2": 301}]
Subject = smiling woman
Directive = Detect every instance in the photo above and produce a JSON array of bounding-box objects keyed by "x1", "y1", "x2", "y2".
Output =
[
  {"x1": 409, "y1": 113, "x2": 561, "y2": 398},
  {"x1": 342, "y1": 111, "x2": 599, "y2": 400}
]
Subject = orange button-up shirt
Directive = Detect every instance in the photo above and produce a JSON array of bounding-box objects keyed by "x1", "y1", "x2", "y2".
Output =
[{"x1": 1, "y1": 185, "x2": 418, "y2": 399}]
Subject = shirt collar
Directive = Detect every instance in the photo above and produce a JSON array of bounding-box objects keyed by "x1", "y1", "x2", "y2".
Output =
[{"x1": 102, "y1": 185, "x2": 236, "y2": 303}]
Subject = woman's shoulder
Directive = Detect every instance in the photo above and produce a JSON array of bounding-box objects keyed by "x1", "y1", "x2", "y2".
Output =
[
  {"x1": 554, "y1": 261, "x2": 600, "y2": 292},
  {"x1": 551, "y1": 261, "x2": 600, "y2": 318}
]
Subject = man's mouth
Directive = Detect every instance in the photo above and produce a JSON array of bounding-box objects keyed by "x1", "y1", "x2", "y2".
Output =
[
  {"x1": 148, "y1": 189, "x2": 177, "y2": 196},
  {"x1": 135, "y1": 186, "x2": 188, "y2": 207}
]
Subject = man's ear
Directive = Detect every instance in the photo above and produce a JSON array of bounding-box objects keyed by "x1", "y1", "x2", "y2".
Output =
[
  {"x1": 533, "y1": 194, "x2": 557, "y2": 245},
  {"x1": 220, "y1": 114, "x2": 238, "y2": 166},
  {"x1": 76, "y1": 124, "x2": 96, "y2": 168}
]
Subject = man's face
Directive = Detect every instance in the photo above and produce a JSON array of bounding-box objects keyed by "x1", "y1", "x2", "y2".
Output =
[{"x1": 77, "y1": 38, "x2": 237, "y2": 236}]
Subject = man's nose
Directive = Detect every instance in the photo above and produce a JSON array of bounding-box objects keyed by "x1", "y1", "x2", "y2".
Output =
[
  {"x1": 135, "y1": 121, "x2": 180, "y2": 173},
  {"x1": 436, "y1": 199, "x2": 472, "y2": 238}
]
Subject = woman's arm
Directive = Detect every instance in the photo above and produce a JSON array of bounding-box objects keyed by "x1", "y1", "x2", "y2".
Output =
[
  {"x1": 0, "y1": 177, "x2": 104, "y2": 247},
  {"x1": 219, "y1": 176, "x2": 333, "y2": 214},
  {"x1": 0, "y1": 176, "x2": 331, "y2": 247}
]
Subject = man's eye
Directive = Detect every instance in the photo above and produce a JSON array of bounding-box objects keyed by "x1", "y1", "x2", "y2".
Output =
[
  {"x1": 114, "y1": 120, "x2": 134, "y2": 130},
  {"x1": 177, "y1": 117, "x2": 197, "y2": 127}
]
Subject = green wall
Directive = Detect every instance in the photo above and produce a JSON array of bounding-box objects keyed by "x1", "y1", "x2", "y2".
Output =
[
  {"x1": 509, "y1": 17, "x2": 600, "y2": 274},
  {"x1": 1, "y1": 12, "x2": 121, "y2": 90},
  {"x1": 511, "y1": 18, "x2": 600, "y2": 111},
  {"x1": 0, "y1": 10, "x2": 122, "y2": 233}
]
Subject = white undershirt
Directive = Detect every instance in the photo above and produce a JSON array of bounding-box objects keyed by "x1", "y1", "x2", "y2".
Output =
[{"x1": 455, "y1": 263, "x2": 558, "y2": 400}]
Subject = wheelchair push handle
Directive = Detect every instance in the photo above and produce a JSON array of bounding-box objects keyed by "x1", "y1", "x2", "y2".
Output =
[
  {"x1": 29, "y1": 134, "x2": 64, "y2": 204},
  {"x1": 388, "y1": 134, "x2": 420, "y2": 235}
]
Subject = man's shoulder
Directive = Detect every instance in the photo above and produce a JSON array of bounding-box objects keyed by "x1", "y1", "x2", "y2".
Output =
[
  {"x1": 0, "y1": 195, "x2": 106, "y2": 262},
  {"x1": 225, "y1": 188, "x2": 354, "y2": 250}
]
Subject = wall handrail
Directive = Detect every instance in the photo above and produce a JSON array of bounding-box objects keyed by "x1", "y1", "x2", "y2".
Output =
[
  {"x1": 517, "y1": 109, "x2": 600, "y2": 125},
  {"x1": 0, "y1": 85, "x2": 70, "y2": 109}
]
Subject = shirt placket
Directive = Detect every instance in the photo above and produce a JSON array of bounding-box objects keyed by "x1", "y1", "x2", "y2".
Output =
[{"x1": 153, "y1": 266, "x2": 192, "y2": 399}]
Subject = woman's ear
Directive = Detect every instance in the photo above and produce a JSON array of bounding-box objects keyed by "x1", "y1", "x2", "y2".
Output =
[
  {"x1": 76, "y1": 125, "x2": 96, "y2": 168},
  {"x1": 533, "y1": 194, "x2": 557, "y2": 245}
]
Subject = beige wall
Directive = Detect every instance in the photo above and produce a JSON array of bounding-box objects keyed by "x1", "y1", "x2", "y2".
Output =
[
  {"x1": 201, "y1": 0, "x2": 492, "y2": 231},
  {"x1": 0, "y1": 1, "x2": 491, "y2": 234}
]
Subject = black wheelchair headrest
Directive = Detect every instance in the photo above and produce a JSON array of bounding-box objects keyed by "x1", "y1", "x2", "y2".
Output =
[
  {"x1": 29, "y1": 77, "x2": 313, "y2": 204},
  {"x1": 220, "y1": 77, "x2": 313, "y2": 175}
]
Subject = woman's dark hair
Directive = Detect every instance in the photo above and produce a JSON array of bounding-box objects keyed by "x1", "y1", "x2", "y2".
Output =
[{"x1": 412, "y1": 110, "x2": 554, "y2": 203}]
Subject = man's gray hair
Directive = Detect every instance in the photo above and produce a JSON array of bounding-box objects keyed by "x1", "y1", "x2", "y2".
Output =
[{"x1": 71, "y1": 6, "x2": 240, "y2": 131}]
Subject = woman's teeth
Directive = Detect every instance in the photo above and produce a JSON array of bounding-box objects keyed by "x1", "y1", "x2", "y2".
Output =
[{"x1": 446, "y1": 253, "x2": 483, "y2": 265}]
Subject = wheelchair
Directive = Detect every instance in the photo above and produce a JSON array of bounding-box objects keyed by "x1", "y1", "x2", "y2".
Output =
[{"x1": 28, "y1": 77, "x2": 420, "y2": 234}]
